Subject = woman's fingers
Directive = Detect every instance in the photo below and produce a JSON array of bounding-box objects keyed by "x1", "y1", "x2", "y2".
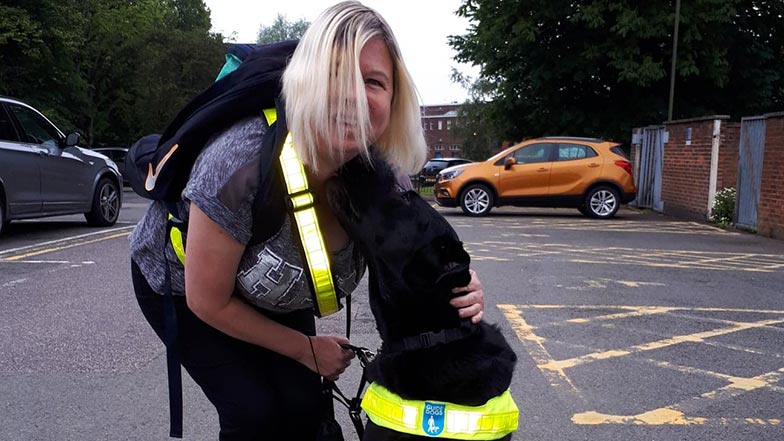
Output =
[
  {"x1": 309, "y1": 335, "x2": 355, "y2": 378},
  {"x1": 449, "y1": 269, "x2": 485, "y2": 323}
]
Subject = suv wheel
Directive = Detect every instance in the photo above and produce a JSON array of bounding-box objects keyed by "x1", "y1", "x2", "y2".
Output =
[
  {"x1": 585, "y1": 186, "x2": 620, "y2": 219},
  {"x1": 85, "y1": 178, "x2": 120, "y2": 226},
  {"x1": 460, "y1": 184, "x2": 494, "y2": 216}
]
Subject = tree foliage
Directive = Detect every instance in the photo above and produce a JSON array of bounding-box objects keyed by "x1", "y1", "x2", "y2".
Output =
[
  {"x1": 257, "y1": 14, "x2": 309, "y2": 44},
  {"x1": 0, "y1": 0, "x2": 225, "y2": 147},
  {"x1": 449, "y1": 0, "x2": 784, "y2": 144}
]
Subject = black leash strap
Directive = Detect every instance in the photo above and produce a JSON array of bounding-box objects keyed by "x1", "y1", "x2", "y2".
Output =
[
  {"x1": 334, "y1": 343, "x2": 374, "y2": 439},
  {"x1": 164, "y1": 217, "x2": 184, "y2": 438}
]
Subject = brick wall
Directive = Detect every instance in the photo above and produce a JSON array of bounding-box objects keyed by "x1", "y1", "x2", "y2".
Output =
[
  {"x1": 661, "y1": 118, "x2": 724, "y2": 220},
  {"x1": 757, "y1": 113, "x2": 784, "y2": 239},
  {"x1": 630, "y1": 128, "x2": 642, "y2": 179}
]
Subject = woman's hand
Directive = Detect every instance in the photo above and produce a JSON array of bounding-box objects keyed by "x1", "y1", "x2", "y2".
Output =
[
  {"x1": 304, "y1": 335, "x2": 355, "y2": 381},
  {"x1": 450, "y1": 269, "x2": 485, "y2": 324}
]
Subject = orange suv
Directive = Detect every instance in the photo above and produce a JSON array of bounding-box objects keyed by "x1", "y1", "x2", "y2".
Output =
[{"x1": 434, "y1": 137, "x2": 636, "y2": 218}]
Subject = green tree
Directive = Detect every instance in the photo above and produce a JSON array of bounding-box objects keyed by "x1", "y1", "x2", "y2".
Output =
[
  {"x1": 449, "y1": 0, "x2": 784, "y2": 143},
  {"x1": 450, "y1": 69, "x2": 501, "y2": 160},
  {"x1": 257, "y1": 13, "x2": 309, "y2": 44},
  {"x1": 0, "y1": 0, "x2": 226, "y2": 146}
]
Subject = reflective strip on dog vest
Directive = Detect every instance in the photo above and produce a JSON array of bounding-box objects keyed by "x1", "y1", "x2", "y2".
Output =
[
  {"x1": 263, "y1": 108, "x2": 340, "y2": 317},
  {"x1": 168, "y1": 214, "x2": 186, "y2": 265},
  {"x1": 361, "y1": 382, "x2": 518, "y2": 440}
]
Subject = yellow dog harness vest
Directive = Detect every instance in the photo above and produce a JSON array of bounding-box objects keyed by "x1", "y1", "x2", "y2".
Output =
[{"x1": 361, "y1": 382, "x2": 519, "y2": 439}]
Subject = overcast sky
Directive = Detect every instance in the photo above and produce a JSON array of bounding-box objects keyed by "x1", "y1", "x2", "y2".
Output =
[{"x1": 202, "y1": 0, "x2": 478, "y2": 105}]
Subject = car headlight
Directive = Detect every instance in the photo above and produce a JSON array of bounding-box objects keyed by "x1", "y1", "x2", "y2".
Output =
[{"x1": 439, "y1": 169, "x2": 464, "y2": 181}]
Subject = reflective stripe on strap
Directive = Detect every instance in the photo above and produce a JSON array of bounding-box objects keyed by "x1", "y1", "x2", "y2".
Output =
[
  {"x1": 263, "y1": 108, "x2": 340, "y2": 317},
  {"x1": 168, "y1": 214, "x2": 186, "y2": 265},
  {"x1": 361, "y1": 382, "x2": 519, "y2": 440}
]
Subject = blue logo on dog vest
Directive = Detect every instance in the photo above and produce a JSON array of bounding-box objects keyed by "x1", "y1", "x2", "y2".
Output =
[{"x1": 422, "y1": 402, "x2": 445, "y2": 436}]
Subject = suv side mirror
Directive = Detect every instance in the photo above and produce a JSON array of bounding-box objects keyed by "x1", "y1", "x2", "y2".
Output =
[
  {"x1": 64, "y1": 132, "x2": 80, "y2": 147},
  {"x1": 504, "y1": 157, "x2": 516, "y2": 170}
]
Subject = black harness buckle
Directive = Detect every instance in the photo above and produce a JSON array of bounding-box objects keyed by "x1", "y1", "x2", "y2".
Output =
[{"x1": 418, "y1": 332, "x2": 432, "y2": 348}]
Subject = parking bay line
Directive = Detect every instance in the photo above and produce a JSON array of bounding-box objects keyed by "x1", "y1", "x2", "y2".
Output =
[
  {"x1": 538, "y1": 317, "x2": 784, "y2": 372},
  {"x1": 0, "y1": 228, "x2": 133, "y2": 261},
  {"x1": 501, "y1": 304, "x2": 784, "y2": 427}
]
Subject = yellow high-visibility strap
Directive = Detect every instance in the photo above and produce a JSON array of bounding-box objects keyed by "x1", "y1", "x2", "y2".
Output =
[
  {"x1": 168, "y1": 214, "x2": 186, "y2": 265},
  {"x1": 361, "y1": 382, "x2": 519, "y2": 440},
  {"x1": 263, "y1": 108, "x2": 340, "y2": 317}
]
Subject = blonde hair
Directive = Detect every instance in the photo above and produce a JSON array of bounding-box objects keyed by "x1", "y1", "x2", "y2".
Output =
[{"x1": 282, "y1": 1, "x2": 426, "y2": 174}]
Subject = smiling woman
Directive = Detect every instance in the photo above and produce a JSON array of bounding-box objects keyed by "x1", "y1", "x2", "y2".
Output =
[{"x1": 128, "y1": 2, "x2": 486, "y2": 439}]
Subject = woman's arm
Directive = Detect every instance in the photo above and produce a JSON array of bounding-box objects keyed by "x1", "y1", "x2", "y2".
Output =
[{"x1": 184, "y1": 204, "x2": 353, "y2": 379}]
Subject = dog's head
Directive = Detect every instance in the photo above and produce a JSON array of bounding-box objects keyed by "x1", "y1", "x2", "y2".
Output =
[{"x1": 327, "y1": 153, "x2": 471, "y2": 338}]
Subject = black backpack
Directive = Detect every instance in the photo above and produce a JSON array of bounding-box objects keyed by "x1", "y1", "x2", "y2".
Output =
[
  {"x1": 125, "y1": 39, "x2": 298, "y2": 206},
  {"x1": 126, "y1": 40, "x2": 299, "y2": 438}
]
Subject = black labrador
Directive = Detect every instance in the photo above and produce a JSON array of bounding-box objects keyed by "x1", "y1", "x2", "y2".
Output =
[{"x1": 327, "y1": 153, "x2": 518, "y2": 441}]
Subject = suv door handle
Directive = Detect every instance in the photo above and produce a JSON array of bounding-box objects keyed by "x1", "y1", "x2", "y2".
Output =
[
  {"x1": 537, "y1": 167, "x2": 548, "y2": 172},
  {"x1": 588, "y1": 163, "x2": 600, "y2": 168}
]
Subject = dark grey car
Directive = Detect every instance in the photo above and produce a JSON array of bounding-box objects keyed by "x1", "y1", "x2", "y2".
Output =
[
  {"x1": 91, "y1": 147, "x2": 129, "y2": 186},
  {"x1": 0, "y1": 96, "x2": 122, "y2": 236}
]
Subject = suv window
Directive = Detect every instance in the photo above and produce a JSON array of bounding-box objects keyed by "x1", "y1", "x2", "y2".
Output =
[
  {"x1": 557, "y1": 144, "x2": 597, "y2": 161},
  {"x1": 610, "y1": 146, "x2": 629, "y2": 159},
  {"x1": 0, "y1": 106, "x2": 20, "y2": 142},
  {"x1": 425, "y1": 160, "x2": 449, "y2": 169},
  {"x1": 7, "y1": 103, "x2": 61, "y2": 147},
  {"x1": 105, "y1": 150, "x2": 127, "y2": 163},
  {"x1": 512, "y1": 143, "x2": 553, "y2": 164}
]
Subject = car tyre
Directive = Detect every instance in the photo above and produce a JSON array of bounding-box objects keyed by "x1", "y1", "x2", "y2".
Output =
[
  {"x1": 85, "y1": 178, "x2": 120, "y2": 226},
  {"x1": 460, "y1": 184, "x2": 494, "y2": 216},
  {"x1": 585, "y1": 186, "x2": 620, "y2": 219}
]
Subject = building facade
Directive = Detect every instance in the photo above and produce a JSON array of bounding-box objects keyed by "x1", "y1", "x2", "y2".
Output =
[{"x1": 421, "y1": 104, "x2": 465, "y2": 159}]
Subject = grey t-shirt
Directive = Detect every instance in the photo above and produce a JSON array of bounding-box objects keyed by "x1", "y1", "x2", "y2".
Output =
[{"x1": 129, "y1": 116, "x2": 365, "y2": 313}]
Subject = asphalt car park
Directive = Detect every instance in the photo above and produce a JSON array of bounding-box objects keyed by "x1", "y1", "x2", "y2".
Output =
[{"x1": 1, "y1": 193, "x2": 783, "y2": 440}]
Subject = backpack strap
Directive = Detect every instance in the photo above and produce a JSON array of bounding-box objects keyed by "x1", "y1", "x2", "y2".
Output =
[
  {"x1": 261, "y1": 108, "x2": 341, "y2": 318},
  {"x1": 163, "y1": 217, "x2": 184, "y2": 438}
]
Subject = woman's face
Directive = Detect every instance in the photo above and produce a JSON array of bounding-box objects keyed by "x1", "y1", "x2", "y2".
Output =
[{"x1": 326, "y1": 37, "x2": 394, "y2": 160}]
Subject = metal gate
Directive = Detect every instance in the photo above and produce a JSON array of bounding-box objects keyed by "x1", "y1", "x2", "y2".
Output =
[
  {"x1": 635, "y1": 126, "x2": 665, "y2": 211},
  {"x1": 735, "y1": 116, "x2": 766, "y2": 230}
]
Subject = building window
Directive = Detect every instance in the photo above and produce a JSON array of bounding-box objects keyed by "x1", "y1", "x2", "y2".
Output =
[
  {"x1": 438, "y1": 120, "x2": 443, "y2": 130},
  {"x1": 434, "y1": 144, "x2": 444, "y2": 151},
  {"x1": 429, "y1": 122, "x2": 434, "y2": 130},
  {"x1": 449, "y1": 144, "x2": 460, "y2": 151},
  {"x1": 447, "y1": 120, "x2": 452, "y2": 130}
]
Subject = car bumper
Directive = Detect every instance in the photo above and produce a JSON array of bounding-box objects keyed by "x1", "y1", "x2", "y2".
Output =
[
  {"x1": 435, "y1": 195, "x2": 458, "y2": 207},
  {"x1": 622, "y1": 192, "x2": 637, "y2": 204}
]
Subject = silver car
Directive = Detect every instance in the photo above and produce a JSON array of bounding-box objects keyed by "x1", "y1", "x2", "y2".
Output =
[{"x1": 0, "y1": 96, "x2": 122, "y2": 236}]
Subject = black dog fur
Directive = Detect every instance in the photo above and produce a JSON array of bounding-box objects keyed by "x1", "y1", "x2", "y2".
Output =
[{"x1": 327, "y1": 152, "x2": 517, "y2": 441}]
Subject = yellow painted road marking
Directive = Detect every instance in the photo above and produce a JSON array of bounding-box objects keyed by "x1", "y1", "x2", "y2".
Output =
[
  {"x1": 565, "y1": 306, "x2": 673, "y2": 325},
  {"x1": 460, "y1": 241, "x2": 784, "y2": 272},
  {"x1": 445, "y1": 213, "x2": 737, "y2": 235},
  {"x1": 498, "y1": 304, "x2": 586, "y2": 407},
  {"x1": 541, "y1": 317, "x2": 784, "y2": 372},
  {"x1": 500, "y1": 304, "x2": 784, "y2": 427},
  {"x1": 0, "y1": 230, "x2": 132, "y2": 261}
]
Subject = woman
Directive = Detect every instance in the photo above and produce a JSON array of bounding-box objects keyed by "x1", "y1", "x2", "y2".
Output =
[{"x1": 130, "y1": 2, "x2": 485, "y2": 439}]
